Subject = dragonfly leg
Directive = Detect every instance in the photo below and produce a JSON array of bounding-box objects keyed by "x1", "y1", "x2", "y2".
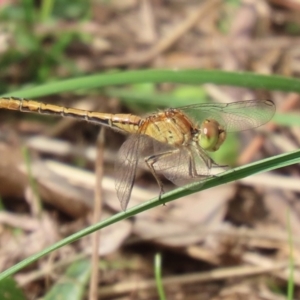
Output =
[
  {"x1": 186, "y1": 149, "x2": 199, "y2": 178},
  {"x1": 186, "y1": 146, "x2": 212, "y2": 178},
  {"x1": 187, "y1": 145, "x2": 228, "y2": 180},
  {"x1": 144, "y1": 151, "x2": 175, "y2": 200}
]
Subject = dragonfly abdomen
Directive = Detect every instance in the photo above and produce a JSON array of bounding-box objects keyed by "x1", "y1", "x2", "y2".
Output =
[
  {"x1": 0, "y1": 97, "x2": 142, "y2": 133},
  {"x1": 106, "y1": 114, "x2": 142, "y2": 134},
  {"x1": 0, "y1": 97, "x2": 99, "y2": 120}
]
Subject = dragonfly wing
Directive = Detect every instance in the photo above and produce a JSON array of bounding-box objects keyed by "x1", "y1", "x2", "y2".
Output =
[
  {"x1": 115, "y1": 135, "x2": 141, "y2": 211},
  {"x1": 179, "y1": 100, "x2": 275, "y2": 132},
  {"x1": 115, "y1": 134, "x2": 153, "y2": 210},
  {"x1": 152, "y1": 144, "x2": 212, "y2": 188}
]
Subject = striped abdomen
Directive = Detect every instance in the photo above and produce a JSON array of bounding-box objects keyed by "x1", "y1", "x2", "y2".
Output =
[{"x1": 0, "y1": 97, "x2": 142, "y2": 134}]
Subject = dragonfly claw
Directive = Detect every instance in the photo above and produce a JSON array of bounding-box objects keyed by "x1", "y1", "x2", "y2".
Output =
[{"x1": 158, "y1": 186, "x2": 167, "y2": 206}]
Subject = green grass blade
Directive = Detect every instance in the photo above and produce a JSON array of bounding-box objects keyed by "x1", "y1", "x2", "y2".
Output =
[
  {"x1": 287, "y1": 210, "x2": 295, "y2": 300},
  {"x1": 0, "y1": 276, "x2": 27, "y2": 300},
  {"x1": 44, "y1": 259, "x2": 91, "y2": 300},
  {"x1": 2, "y1": 70, "x2": 300, "y2": 99},
  {"x1": 155, "y1": 253, "x2": 166, "y2": 300},
  {"x1": 0, "y1": 149, "x2": 299, "y2": 280},
  {"x1": 274, "y1": 113, "x2": 300, "y2": 127}
]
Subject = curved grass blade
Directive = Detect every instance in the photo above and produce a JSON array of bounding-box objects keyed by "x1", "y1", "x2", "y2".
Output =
[
  {"x1": 2, "y1": 70, "x2": 300, "y2": 99},
  {"x1": 0, "y1": 149, "x2": 300, "y2": 280}
]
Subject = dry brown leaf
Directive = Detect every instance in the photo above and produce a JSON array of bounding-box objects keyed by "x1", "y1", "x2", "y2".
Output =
[{"x1": 134, "y1": 184, "x2": 235, "y2": 246}]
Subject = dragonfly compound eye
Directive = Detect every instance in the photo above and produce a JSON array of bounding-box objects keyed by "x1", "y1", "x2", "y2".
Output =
[{"x1": 199, "y1": 119, "x2": 226, "y2": 152}]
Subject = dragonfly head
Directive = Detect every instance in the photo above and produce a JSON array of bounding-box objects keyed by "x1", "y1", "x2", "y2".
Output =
[{"x1": 198, "y1": 119, "x2": 226, "y2": 152}]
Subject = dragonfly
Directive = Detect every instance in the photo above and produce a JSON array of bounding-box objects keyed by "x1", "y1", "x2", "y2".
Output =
[{"x1": 0, "y1": 97, "x2": 275, "y2": 210}]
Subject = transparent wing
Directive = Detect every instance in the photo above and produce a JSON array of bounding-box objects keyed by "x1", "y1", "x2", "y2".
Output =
[
  {"x1": 115, "y1": 134, "x2": 154, "y2": 210},
  {"x1": 179, "y1": 99, "x2": 275, "y2": 132},
  {"x1": 152, "y1": 142, "x2": 212, "y2": 187},
  {"x1": 115, "y1": 135, "x2": 141, "y2": 211}
]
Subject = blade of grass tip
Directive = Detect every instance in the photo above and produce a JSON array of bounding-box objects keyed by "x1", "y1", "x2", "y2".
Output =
[
  {"x1": 155, "y1": 253, "x2": 166, "y2": 300},
  {"x1": 22, "y1": 146, "x2": 42, "y2": 218},
  {"x1": 286, "y1": 210, "x2": 295, "y2": 300},
  {"x1": 89, "y1": 129, "x2": 105, "y2": 300}
]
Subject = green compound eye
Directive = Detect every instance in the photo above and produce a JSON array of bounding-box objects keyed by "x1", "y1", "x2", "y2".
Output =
[{"x1": 199, "y1": 119, "x2": 226, "y2": 152}]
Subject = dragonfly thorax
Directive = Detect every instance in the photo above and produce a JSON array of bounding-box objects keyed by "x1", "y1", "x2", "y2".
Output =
[{"x1": 198, "y1": 119, "x2": 226, "y2": 152}]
